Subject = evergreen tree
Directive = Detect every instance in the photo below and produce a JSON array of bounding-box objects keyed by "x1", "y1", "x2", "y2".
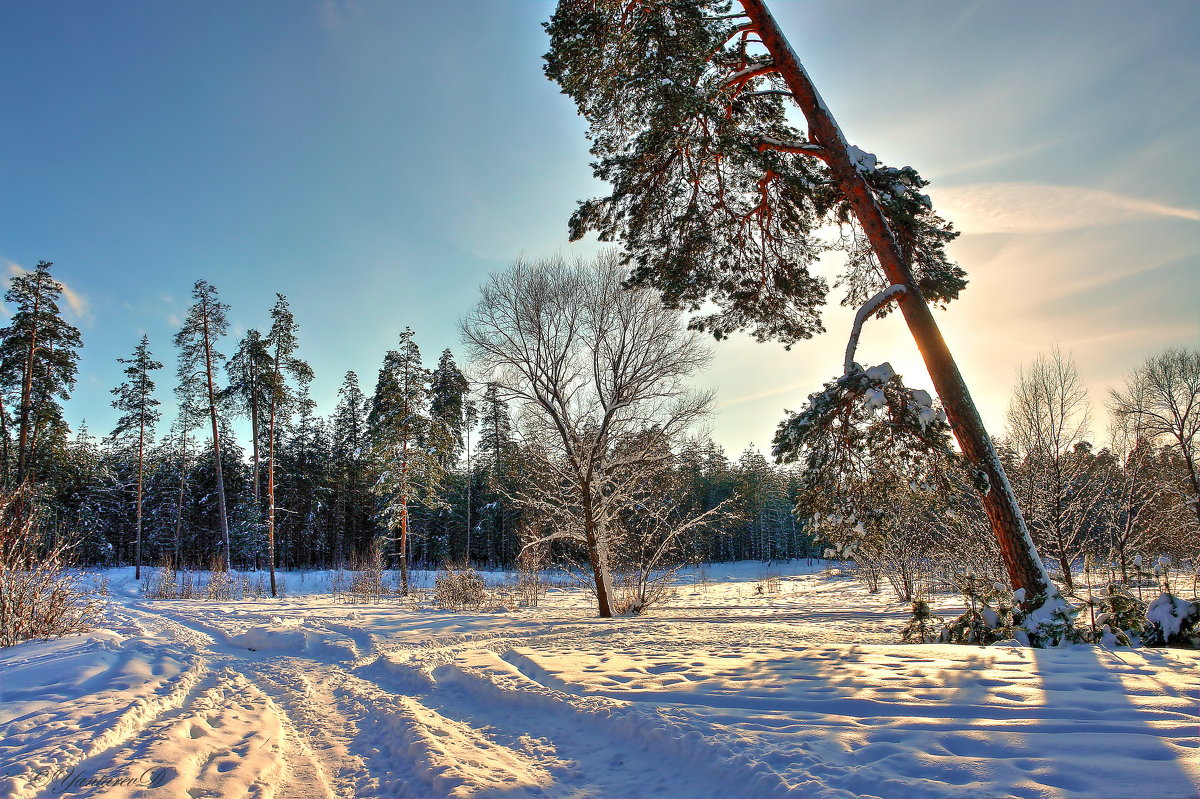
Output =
[
  {"x1": 48, "y1": 424, "x2": 116, "y2": 562},
  {"x1": 430, "y1": 349, "x2": 470, "y2": 466},
  {"x1": 331, "y1": 371, "x2": 373, "y2": 564},
  {"x1": 368, "y1": 328, "x2": 444, "y2": 592},
  {"x1": 223, "y1": 329, "x2": 271, "y2": 506},
  {"x1": 477, "y1": 382, "x2": 517, "y2": 564},
  {"x1": 0, "y1": 261, "x2": 83, "y2": 485},
  {"x1": 263, "y1": 295, "x2": 313, "y2": 595},
  {"x1": 109, "y1": 335, "x2": 163, "y2": 578},
  {"x1": 173, "y1": 280, "x2": 233, "y2": 569},
  {"x1": 276, "y1": 394, "x2": 330, "y2": 569},
  {"x1": 167, "y1": 381, "x2": 203, "y2": 567}
]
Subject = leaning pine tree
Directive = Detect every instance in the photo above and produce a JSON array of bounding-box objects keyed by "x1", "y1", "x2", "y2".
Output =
[{"x1": 544, "y1": 0, "x2": 1055, "y2": 609}]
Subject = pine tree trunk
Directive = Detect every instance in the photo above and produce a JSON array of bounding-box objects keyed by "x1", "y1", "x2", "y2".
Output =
[
  {"x1": 251, "y1": 382, "x2": 261, "y2": 505},
  {"x1": 399, "y1": 439, "x2": 409, "y2": 595},
  {"x1": 740, "y1": 0, "x2": 1052, "y2": 603},
  {"x1": 15, "y1": 286, "x2": 42, "y2": 484},
  {"x1": 267, "y1": 391, "x2": 278, "y2": 597},
  {"x1": 135, "y1": 413, "x2": 146, "y2": 581},
  {"x1": 465, "y1": 428, "x2": 472, "y2": 565},
  {"x1": 201, "y1": 309, "x2": 232, "y2": 570},
  {"x1": 175, "y1": 431, "x2": 188, "y2": 567}
]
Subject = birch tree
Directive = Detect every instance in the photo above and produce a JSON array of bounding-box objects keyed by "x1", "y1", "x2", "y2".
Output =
[
  {"x1": 1109, "y1": 349, "x2": 1200, "y2": 534},
  {"x1": 1006, "y1": 348, "x2": 1101, "y2": 592},
  {"x1": 462, "y1": 253, "x2": 712, "y2": 617}
]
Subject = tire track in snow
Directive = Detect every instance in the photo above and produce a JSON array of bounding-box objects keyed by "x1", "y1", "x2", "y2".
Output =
[
  {"x1": 2, "y1": 651, "x2": 209, "y2": 799},
  {"x1": 33, "y1": 601, "x2": 340, "y2": 799},
  {"x1": 425, "y1": 649, "x2": 795, "y2": 799}
]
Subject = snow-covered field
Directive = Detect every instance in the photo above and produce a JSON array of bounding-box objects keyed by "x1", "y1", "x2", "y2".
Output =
[{"x1": 2, "y1": 563, "x2": 1198, "y2": 799}]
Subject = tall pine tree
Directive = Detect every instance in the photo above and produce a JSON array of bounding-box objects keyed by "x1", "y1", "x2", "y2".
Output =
[
  {"x1": 544, "y1": 0, "x2": 1053, "y2": 605},
  {"x1": 173, "y1": 280, "x2": 233, "y2": 569},
  {"x1": 263, "y1": 295, "x2": 312, "y2": 596},
  {"x1": 0, "y1": 261, "x2": 83, "y2": 485},
  {"x1": 109, "y1": 335, "x2": 163, "y2": 578},
  {"x1": 224, "y1": 329, "x2": 272, "y2": 507}
]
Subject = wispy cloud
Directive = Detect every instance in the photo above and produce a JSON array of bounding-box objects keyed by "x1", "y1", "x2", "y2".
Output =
[
  {"x1": 319, "y1": 0, "x2": 359, "y2": 31},
  {"x1": 2, "y1": 260, "x2": 91, "y2": 321},
  {"x1": 929, "y1": 182, "x2": 1200, "y2": 235}
]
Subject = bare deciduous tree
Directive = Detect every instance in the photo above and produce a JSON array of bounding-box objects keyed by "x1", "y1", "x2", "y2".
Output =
[
  {"x1": 1109, "y1": 348, "x2": 1200, "y2": 533},
  {"x1": 1006, "y1": 347, "x2": 1104, "y2": 591},
  {"x1": 462, "y1": 253, "x2": 714, "y2": 617}
]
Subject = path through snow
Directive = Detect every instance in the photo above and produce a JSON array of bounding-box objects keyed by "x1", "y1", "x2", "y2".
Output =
[{"x1": 2, "y1": 565, "x2": 1198, "y2": 798}]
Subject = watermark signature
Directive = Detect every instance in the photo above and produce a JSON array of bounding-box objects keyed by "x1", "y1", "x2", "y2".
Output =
[{"x1": 4, "y1": 764, "x2": 172, "y2": 793}]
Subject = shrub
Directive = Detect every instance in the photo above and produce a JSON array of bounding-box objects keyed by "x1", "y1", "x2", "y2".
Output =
[
  {"x1": 434, "y1": 566, "x2": 489, "y2": 611},
  {"x1": 938, "y1": 575, "x2": 1023, "y2": 645},
  {"x1": 611, "y1": 568, "x2": 677, "y2": 615},
  {"x1": 344, "y1": 543, "x2": 388, "y2": 602},
  {"x1": 0, "y1": 488, "x2": 104, "y2": 648}
]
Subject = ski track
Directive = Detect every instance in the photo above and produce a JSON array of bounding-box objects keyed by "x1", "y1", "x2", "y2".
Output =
[{"x1": 3, "y1": 568, "x2": 1199, "y2": 799}]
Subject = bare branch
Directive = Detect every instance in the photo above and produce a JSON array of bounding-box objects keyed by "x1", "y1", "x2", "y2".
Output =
[{"x1": 844, "y1": 284, "x2": 907, "y2": 375}]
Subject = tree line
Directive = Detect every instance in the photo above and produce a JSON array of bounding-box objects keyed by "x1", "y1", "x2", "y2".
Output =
[{"x1": 3, "y1": 261, "x2": 821, "y2": 592}]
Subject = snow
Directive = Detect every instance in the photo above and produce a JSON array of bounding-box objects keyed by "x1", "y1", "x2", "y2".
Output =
[
  {"x1": 1147, "y1": 593, "x2": 1197, "y2": 641},
  {"x1": 863, "y1": 362, "x2": 895, "y2": 383},
  {"x1": 2, "y1": 562, "x2": 1197, "y2": 798},
  {"x1": 846, "y1": 144, "x2": 878, "y2": 173}
]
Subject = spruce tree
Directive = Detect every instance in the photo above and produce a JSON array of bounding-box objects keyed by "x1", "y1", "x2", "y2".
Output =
[
  {"x1": 0, "y1": 261, "x2": 83, "y2": 485},
  {"x1": 430, "y1": 349, "x2": 470, "y2": 466},
  {"x1": 109, "y1": 335, "x2": 163, "y2": 579},
  {"x1": 331, "y1": 371, "x2": 372, "y2": 565},
  {"x1": 173, "y1": 280, "x2": 233, "y2": 570},
  {"x1": 477, "y1": 382, "x2": 516, "y2": 564},
  {"x1": 263, "y1": 295, "x2": 313, "y2": 596},
  {"x1": 544, "y1": 0, "x2": 1052, "y2": 604}
]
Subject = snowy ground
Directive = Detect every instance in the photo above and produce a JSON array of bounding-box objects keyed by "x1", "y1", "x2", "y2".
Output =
[{"x1": 2, "y1": 563, "x2": 1198, "y2": 799}]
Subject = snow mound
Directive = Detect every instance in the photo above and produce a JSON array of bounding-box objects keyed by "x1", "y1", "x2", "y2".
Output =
[{"x1": 228, "y1": 620, "x2": 355, "y2": 659}]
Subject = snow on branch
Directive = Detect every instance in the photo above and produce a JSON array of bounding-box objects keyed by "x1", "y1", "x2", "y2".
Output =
[
  {"x1": 844, "y1": 284, "x2": 907, "y2": 375},
  {"x1": 757, "y1": 137, "x2": 827, "y2": 160},
  {"x1": 722, "y1": 62, "x2": 776, "y2": 90}
]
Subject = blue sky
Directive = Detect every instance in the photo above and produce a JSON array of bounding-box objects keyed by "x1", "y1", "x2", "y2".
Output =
[{"x1": 2, "y1": 0, "x2": 1197, "y2": 455}]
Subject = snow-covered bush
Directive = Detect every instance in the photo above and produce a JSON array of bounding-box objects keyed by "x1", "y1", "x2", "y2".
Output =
[
  {"x1": 0, "y1": 488, "x2": 104, "y2": 648},
  {"x1": 434, "y1": 566, "x2": 489, "y2": 611},
  {"x1": 1022, "y1": 593, "x2": 1085, "y2": 647},
  {"x1": 1143, "y1": 592, "x2": 1200, "y2": 648}
]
